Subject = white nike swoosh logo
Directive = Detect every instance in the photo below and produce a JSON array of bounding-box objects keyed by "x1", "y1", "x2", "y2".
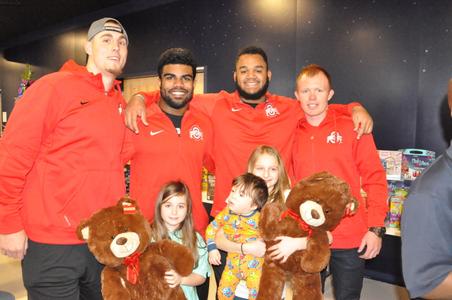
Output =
[
  {"x1": 150, "y1": 130, "x2": 164, "y2": 136},
  {"x1": 231, "y1": 108, "x2": 242, "y2": 112}
]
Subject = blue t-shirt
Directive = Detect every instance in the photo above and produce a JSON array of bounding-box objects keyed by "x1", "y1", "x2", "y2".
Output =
[
  {"x1": 401, "y1": 143, "x2": 452, "y2": 298},
  {"x1": 169, "y1": 230, "x2": 211, "y2": 300}
]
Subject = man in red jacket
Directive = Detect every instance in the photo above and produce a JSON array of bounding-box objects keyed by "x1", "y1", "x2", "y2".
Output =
[
  {"x1": 122, "y1": 48, "x2": 214, "y2": 235},
  {"x1": 292, "y1": 64, "x2": 388, "y2": 300},
  {"x1": 0, "y1": 18, "x2": 128, "y2": 300}
]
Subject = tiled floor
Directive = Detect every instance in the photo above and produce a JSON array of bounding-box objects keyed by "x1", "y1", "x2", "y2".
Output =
[
  {"x1": 0, "y1": 256, "x2": 26, "y2": 300},
  {"x1": 1, "y1": 254, "x2": 410, "y2": 300}
]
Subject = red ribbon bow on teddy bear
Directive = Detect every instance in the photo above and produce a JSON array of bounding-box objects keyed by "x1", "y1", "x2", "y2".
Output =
[
  {"x1": 279, "y1": 208, "x2": 313, "y2": 238},
  {"x1": 123, "y1": 252, "x2": 141, "y2": 284}
]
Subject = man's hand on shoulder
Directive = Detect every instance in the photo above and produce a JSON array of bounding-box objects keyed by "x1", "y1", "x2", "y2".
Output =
[
  {"x1": 352, "y1": 105, "x2": 373, "y2": 139},
  {"x1": 0, "y1": 230, "x2": 28, "y2": 260},
  {"x1": 125, "y1": 94, "x2": 148, "y2": 134}
]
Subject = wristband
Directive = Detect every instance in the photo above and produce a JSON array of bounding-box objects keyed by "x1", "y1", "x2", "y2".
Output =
[
  {"x1": 368, "y1": 226, "x2": 386, "y2": 237},
  {"x1": 240, "y1": 243, "x2": 245, "y2": 255}
]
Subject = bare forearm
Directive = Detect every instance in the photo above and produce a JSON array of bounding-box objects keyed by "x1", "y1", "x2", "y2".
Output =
[
  {"x1": 215, "y1": 232, "x2": 241, "y2": 253},
  {"x1": 424, "y1": 272, "x2": 452, "y2": 299},
  {"x1": 180, "y1": 273, "x2": 206, "y2": 287}
]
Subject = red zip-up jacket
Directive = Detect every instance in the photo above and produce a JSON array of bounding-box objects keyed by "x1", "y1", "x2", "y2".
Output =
[
  {"x1": 122, "y1": 92, "x2": 214, "y2": 233},
  {"x1": 140, "y1": 91, "x2": 358, "y2": 217},
  {"x1": 292, "y1": 110, "x2": 388, "y2": 249},
  {"x1": 0, "y1": 60, "x2": 127, "y2": 244}
]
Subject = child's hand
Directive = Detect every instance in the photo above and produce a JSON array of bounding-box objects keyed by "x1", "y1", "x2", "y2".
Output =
[
  {"x1": 164, "y1": 269, "x2": 182, "y2": 288},
  {"x1": 208, "y1": 249, "x2": 222, "y2": 265}
]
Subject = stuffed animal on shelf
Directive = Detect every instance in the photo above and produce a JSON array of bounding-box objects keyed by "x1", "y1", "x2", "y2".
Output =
[
  {"x1": 77, "y1": 197, "x2": 194, "y2": 300},
  {"x1": 257, "y1": 172, "x2": 358, "y2": 300}
]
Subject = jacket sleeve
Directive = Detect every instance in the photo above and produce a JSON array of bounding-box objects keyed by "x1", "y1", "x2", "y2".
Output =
[
  {"x1": 191, "y1": 93, "x2": 220, "y2": 117},
  {"x1": 353, "y1": 134, "x2": 388, "y2": 227},
  {"x1": 0, "y1": 79, "x2": 60, "y2": 233},
  {"x1": 139, "y1": 90, "x2": 160, "y2": 103},
  {"x1": 401, "y1": 188, "x2": 452, "y2": 298},
  {"x1": 329, "y1": 102, "x2": 362, "y2": 116},
  {"x1": 120, "y1": 128, "x2": 135, "y2": 164},
  {"x1": 202, "y1": 116, "x2": 215, "y2": 174}
]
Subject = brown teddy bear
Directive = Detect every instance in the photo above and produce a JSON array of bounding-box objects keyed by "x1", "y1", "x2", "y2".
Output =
[
  {"x1": 77, "y1": 197, "x2": 194, "y2": 300},
  {"x1": 256, "y1": 172, "x2": 357, "y2": 300}
]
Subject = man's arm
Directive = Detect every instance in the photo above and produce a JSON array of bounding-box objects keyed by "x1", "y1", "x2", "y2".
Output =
[
  {"x1": 353, "y1": 132, "x2": 388, "y2": 259},
  {"x1": 124, "y1": 91, "x2": 220, "y2": 133},
  {"x1": 0, "y1": 79, "x2": 59, "y2": 259},
  {"x1": 329, "y1": 103, "x2": 373, "y2": 138},
  {"x1": 124, "y1": 92, "x2": 158, "y2": 133},
  {"x1": 402, "y1": 188, "x2": 452, "y2": 299},
  {"x1": 423, "y1": 273, "x2": 452, "y2": 299}
]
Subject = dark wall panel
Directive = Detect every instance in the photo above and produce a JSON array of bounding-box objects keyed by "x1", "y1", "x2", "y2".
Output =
[
  {"x1": 416, "y1": 1, "x2": 452, "y2": 153},
  {"x1": 1, "y1": 0, "x2": 451, "y2": 154},
  {"x1": 296, "y1": 0, "x2": 421, "y2": 150},
  {"x1": 2, "y1": 28, "x2": 86, "y2": 114},
  {"x1": 122, "y1": 0, "x2": 297, "y2": 95},
  {"x1": 0, "y1": 56, "x2": 50, "y2": 114}
]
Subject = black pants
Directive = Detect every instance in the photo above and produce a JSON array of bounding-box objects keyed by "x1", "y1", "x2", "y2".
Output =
[
  {"x1": 196, "y1": 277, "x2": 210, "y2": 300},
  {"x1": 22, "y1": 240, "x2": 103, "y2": 300},
  {"x1": 322, "y1": 248, "x2": 365, "y2": 300},
  {"x1": 212, "y1": 249, "x2": 228, "y2": 286}
]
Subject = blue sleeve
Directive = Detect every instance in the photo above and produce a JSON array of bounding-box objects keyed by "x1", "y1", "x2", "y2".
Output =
[{"x1": 401, "y1": 188, "x2": 452, "y2": 298}]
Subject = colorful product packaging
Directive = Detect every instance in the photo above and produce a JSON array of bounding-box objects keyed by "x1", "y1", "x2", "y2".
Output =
[
  {"x1": 378, "y1": 150, "x2": 403, "y2": 180},
  {"x1": 385, "y1": 180, "x2": 411, "y2": 230},
  {"x1": 401, "y1": 149, "x2": 435, "y2": 181}
]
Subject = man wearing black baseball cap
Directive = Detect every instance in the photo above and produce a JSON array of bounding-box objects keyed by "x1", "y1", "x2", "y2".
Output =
[{"x1": 0, "y1": 17, "x2": 128, "y2": 299}]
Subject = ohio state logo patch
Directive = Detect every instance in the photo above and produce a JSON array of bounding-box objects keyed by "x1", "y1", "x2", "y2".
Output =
[
  {"x1": 326, "y1": 131, "x2": 343, "y2": 144},
  {"x1": 265, "y1": 103, "x2": 280, "y2": 118},
  {"x1": 189, "y1": 125, "x2": 203, "y2": 141}
]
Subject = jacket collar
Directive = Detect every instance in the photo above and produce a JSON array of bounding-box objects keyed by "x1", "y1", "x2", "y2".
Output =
[
  {"x1": 59, "y1": 60, "x2": 122, "y2": 94},
  {"x1": 228, "y1": 208, "x2": 258, "y2": 218},
  {"x1": 298, "y1": 108, "x2": 337, "y2": 129},
  {"x1": 231, "y1": 90, "x2": 275, "y2": 106}
]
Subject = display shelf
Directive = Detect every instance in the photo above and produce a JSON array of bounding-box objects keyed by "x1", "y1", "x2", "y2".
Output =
[
  {"x1": 365, "y1": 234, "x2": 405, "y2": 286},
  {"x1": 202, "y1": 190, "x2": 213, "y2": 204}
]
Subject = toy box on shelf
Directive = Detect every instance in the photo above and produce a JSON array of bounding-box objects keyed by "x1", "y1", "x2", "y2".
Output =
[
  {"x1": 385, "y1": 180, "x2": 411, "y2": 235},
  {"x1": 378, "y1": 150, "x2": 402, "y2": 180},
  {"x1": 379, "y1": 149, "x2": 435, "y2": 236},
  {"x1": 401, "y1": 148, "x2": 436, "y2": 181}
]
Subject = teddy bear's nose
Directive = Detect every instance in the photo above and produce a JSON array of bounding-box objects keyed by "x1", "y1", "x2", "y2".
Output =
[
  {"x1": 116, "y1": 237, "x2": 128, "y2": 245},
  {"x1": 311, "y1": 210, "x2": 320, "y2": 219}
]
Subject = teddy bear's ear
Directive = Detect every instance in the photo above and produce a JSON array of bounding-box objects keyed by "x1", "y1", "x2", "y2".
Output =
[{"x1": 76, "y1": 219, "x2": 90, "y2": 241}]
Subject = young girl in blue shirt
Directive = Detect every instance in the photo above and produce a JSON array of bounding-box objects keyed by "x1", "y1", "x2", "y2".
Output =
[{"x1": 151, "y1": 181, "x2": 210, "y2": 300}]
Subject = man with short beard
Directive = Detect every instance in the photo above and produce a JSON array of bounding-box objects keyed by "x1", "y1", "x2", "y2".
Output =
[
  {"x1": 122, "y1": 48, "x2": 214, "y2": 235},
  {"x1": 0, "y1": 18, "x2": 128, "y2": 299}
]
